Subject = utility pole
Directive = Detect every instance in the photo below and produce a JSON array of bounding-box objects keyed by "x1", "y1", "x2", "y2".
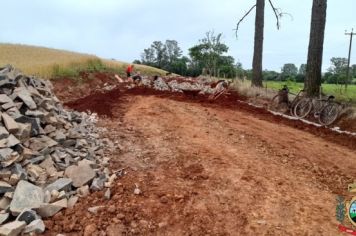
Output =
[{"x1": 345, "y1": 28, "x2": 355, "y2": 91}]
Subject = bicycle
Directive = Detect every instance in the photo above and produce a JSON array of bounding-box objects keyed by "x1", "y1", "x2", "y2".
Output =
[
  {"x1": 269, "y1": 85, "x2": 305, "y2": 116},
  {"x1": 293, "y1": 95, "x2": 341, "y2": 126},
  {"x1": 208, "y1": 80, "x2": 230, "y2": 100}
]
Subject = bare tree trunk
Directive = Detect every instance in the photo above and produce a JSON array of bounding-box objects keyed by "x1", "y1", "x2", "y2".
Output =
[
  {"x1": 252, "y1": 0, "x2": 265, "y2": 87},
  {"x1": 305, "y1": 0, "x2": 327, "y2": 96}
]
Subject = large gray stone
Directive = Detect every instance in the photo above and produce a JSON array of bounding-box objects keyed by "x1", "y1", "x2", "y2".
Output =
[
  {"x1": 11, "y1": 163, "x2": 27, "y2": 180},
  {"x1": 53, "y1": 131, "x2": 66, "y2": 142},
  {"x1": 21, "y1": 147, "x2": 37, "y2": 159},
  {"x1": 65, "y1": 163, "x2": 96, "y2": 188},
  {"x1": 0, "y1": 127, "x2": 9, "y2": 139},
  {"x1": 5, "y1": 134, "x2": 20, "y2": 147},
  {"x1": 44, "y1": 178, "x2": 72, "y2": 193},
  {"x1": 10, "y1": 180, "x2": 44, "y2": 214},
  {"x1": 14, "y1": 123, "x2": 31, "y2": 142},
  {"x1": 0, "y1": 213, "x2": 9, "y2": 225},
  {"x1": 62, "y1": 139, "x2": 76, "y2": 148},
  {"x1": 28, "y1": 136, "x2": 57, "y2": 152},
  {"x1": 25, "y1": 110, "x2": 45, "y2": 118},
  {"x1": 0, "y1": 94, "x2": 13, "y2": 104},
  {"x1": 43, "y1": 125, "x2": 56, "y2": 134},
  {"x1": 36, "y1": 204, "x2": 61, "y2": 218},
  {"x1": 1, "y1": 152, "x2": 21, "y2": 168},
  {"x1": 67, "y1": 196, "x2": 79, "y2": 209},
  {"x1": 0, "y1": 221, "x2": 26, "y2": 236},
  {"x1": 0, "y1": 148, "x2": 13, "y2": 160},
  {"x1": 40, "y1": 136, "x2": 58, "y2": 148},
  {"x1": 1, "y1": 113, "x2": 19, "y2": 134},
  {"x1": 0, "y1": 139, "x2": 7, "y2": 148},
  {"x1": 90, "y1": 175, "x2": 107, "y2": 191},
  {"x1": 1, "y1": 102, "x2": 15, "y2": 110},
  {"x1": 5, "y1": 107, "x2": 22, "y2": 120},
  {"x1": 23, "y1": 219, "x2": 45, "y2": 234},
  {"x1": 36, "y1": 199, "x2": 67, "y2": 218},
  {"x1": 0, "y1": 181, "x2": 13, "y2": 194},
  {"x1": 15, "y1": 116, "x2": 40, "y2": 136},
  {"x1": 14, "y1": 87, "x2": 37, "y2": 110},
  {"x1": 22, "y1": 155, "x2": 45, "y2": 166}
]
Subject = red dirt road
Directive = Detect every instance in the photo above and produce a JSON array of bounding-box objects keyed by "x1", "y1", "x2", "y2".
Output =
[{"x1": 45, "y1": 87, "x2": 356, "y2": 235}]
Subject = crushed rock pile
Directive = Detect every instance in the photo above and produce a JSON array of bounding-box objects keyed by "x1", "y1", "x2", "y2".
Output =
[
  {"x1": 0, "y1": 65, "x2": 114, "y2": 235},
  {"x1": 141, "y1": 76, "x2": 215, "y2": 94}
]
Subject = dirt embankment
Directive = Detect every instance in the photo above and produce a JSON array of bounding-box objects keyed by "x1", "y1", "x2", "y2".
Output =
[
  {"x1": 64, "y1": 84, "x2": 356, "y2": 150},
  {"x1": 52, "y1": 72, "x2": 118, "y2": 103}
]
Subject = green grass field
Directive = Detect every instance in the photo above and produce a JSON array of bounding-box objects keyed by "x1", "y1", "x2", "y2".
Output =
[
  {"x1": 0, "y1": 43, "x2": 166, "y2": 79},
  {"x1": 264, "y1": 80, "x2": 356, "y2": 103}
]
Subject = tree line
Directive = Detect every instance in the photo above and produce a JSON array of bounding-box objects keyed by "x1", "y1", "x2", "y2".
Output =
[
  {"x1": 263, "y1": 58, "x2": 356, "y2": 84},
  {"x1": 136, "y1": 0, "x2": 350, "y2": 96},
  {"x1": 134, "y1": 31, "x2": 239, "y2": 78}
]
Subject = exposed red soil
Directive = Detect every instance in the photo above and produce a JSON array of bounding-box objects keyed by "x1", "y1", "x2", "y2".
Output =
[
  {"x1": 52, "y1": 72, "x2": 118, "y2": 103},
  {"x1": 64, "y1": 88, "x2": 123, "y2": 117},
  {"x1": 65, "y1": 86, "x2": 356, "y2": 150},
  {"x1": 45, "y1": 91, "x2": 356, "y2": 235},
  {"x1": 43, "y1": 74, "x2": 356, "y2": 235}
]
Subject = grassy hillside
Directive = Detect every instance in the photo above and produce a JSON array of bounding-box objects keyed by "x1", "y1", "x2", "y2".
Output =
[{"x1": 0, "y1": 43, "x2": 166, "y2": 79}]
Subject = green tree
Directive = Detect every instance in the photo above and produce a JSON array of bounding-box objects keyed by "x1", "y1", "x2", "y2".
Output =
[
  {"x1": 327, "y1": 57, "x2": 348, "y2": 84},
  {"x1": 235, "y1": 62, "x2": 245, "y2": 79},
  {"x1": 170, "y1": 56, "x2": 190, "y2": 76},
  {"x1": 188, "y1": 31, "x2": 229, "y2": 77},
  {"x1": 281, "y1": 63, "x2": 298, "y2": 77},
  {"x1": 328, "y1": 57, "x2": 348, "y2": 75},
  {"x1": 263, "y1": 70, "x2": 279, "y2": 81},
  {"x1": 217, "y1": 56, "x2": 236, "y2": 78},
  {"x1": 141, "y1": 48, "x2": 155, "y2": 66},
  {"x1": 165, "y1": 40, "x2": 182, "y2": 64},
  {"x1": 151, "y1": 41, "x2": 168, "y2": 68},
  {"x1": 140, "y1": 40, "x2": 185, "y2": 74},
  {"x1": 295, "y1": 64, "x2": 307, "y2": 82}
]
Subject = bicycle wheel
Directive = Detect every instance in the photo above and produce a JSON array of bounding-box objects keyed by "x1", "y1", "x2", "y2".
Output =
[
  {"x1": 294, "y1": 98, "x2": 313, "y2": 118},
  {"x1": 269, "y1": 95, "x2": 280, "y2": 110},
  {"x1": 289, "y1": 97, "x2": 300, "y2": 117},
  {"x1": 318, "y1": 103, "x2": 340, "y2": 126}
]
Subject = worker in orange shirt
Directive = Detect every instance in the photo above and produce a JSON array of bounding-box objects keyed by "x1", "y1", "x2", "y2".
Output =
[{"x1": 126, "y1": 64, "x2": 134, "y2": 78}]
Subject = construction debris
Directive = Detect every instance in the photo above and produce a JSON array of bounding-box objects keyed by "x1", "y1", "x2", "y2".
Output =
[
  {"x1": 141, "y1": 76, "x2": 215, "y2": 94},
  {"x1": 0, "y1": 65, "x2": 114, "y2": 235}
]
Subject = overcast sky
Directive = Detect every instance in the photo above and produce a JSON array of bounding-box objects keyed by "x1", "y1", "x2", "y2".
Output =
[{"x1": 0, "y1": 0, "x2": 355, "y2": 72}]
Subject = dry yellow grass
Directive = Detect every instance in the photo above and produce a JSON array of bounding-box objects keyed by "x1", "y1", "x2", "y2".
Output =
[
  {"x1": 102, "y1": 59, "x2": 167, "y2": 77},
  {"x1": 0, "y1": 43, "x2": 166, "y2": 79},
  {"x1": 230, "y1": 79, "x2": 276, "y2": 100}
]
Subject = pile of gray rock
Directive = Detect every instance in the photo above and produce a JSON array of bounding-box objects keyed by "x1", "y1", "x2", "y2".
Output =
[
  {"x1": 0, "y1": 65, "x2": 114, "y2": 235},
  {"x1": 142, "y1": 76, "x2": 215, "y2": 94}
]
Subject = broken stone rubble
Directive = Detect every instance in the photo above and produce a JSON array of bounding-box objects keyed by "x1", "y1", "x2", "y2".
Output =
[
  {"x1": 0, "y1": 65, "x2": 114, "y2": 235},
  {"x1": 140, "y1": 76, "x2": 215, "y2": 94}
]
